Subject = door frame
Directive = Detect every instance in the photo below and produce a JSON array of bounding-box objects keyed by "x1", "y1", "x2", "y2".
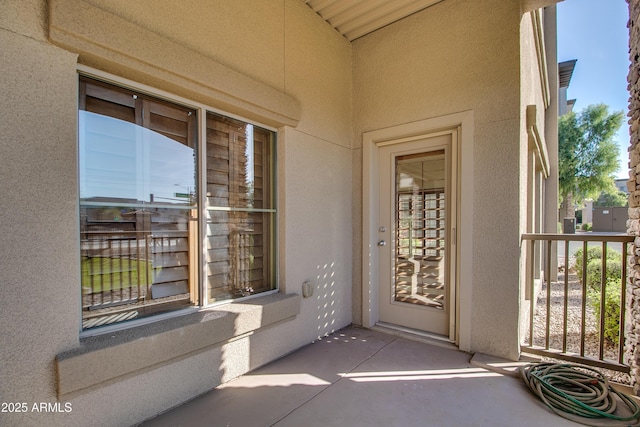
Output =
[
  {"x1": 378, "y1": 132, "x2": 455, "y2": 337},
  {"x1": 362, "y1": 111, "x2": 474, "y2": 349}
]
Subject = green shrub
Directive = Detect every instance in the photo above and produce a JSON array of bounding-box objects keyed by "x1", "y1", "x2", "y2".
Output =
[
  {"x1": 582, "y1": 223, "x2": 592, "y2": 231},
  {"x1": 573, "y1": 246, "x2": 624, "y2": 345},
  {"x1": 584, "y1": 258, "x2": 622, "y2": 292},
  {"x1": 588, "y1": 278, "x2": 622, "y2": 345},
  {"x1": 574, "y1": 246, "x2": 602, "y2": 271},
  {"x1": 574, "y1": 247, "x2": 622, "y2": 287}
]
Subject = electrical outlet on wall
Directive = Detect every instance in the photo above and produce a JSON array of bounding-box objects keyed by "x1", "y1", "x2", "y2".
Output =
[{"x1": 302, "y1": 281, "x2": 314, "y2": 298}]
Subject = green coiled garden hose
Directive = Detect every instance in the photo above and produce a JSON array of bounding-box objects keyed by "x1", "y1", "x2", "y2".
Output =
[{"x1": 520, "y1": 362, "x2": 640, "y2": 426}]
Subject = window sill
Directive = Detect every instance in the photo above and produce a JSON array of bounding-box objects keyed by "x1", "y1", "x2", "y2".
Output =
[{"x1": 56, "y1": 292, "x2": 300, "y2": 398}]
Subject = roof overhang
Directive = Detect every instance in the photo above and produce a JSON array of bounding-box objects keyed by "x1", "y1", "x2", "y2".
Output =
[
  {"x1": 301, "y1": 0, "x2": 444, "y2": 41},
  {"x1": 522, "y1": 0, "x2": 565, "y2": 13},
  {"x1": 302, "y1": 0, "x2": 565, "y2": 42}
]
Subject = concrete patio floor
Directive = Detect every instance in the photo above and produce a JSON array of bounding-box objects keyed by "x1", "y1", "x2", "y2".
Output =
[{"x1": 141, "y1": 326, "x2": 584, "y2": 427}]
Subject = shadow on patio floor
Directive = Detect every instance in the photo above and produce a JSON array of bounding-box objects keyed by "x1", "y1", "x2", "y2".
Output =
[{"x1": 141, "y1": 326, "x2": 582, "y2": 427}]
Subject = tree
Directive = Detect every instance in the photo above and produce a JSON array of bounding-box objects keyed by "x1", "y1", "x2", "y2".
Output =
[
  {"x1": 594, "y1": 190, "x2": 628, "y2": 207},
  {"x1": 559, "y1": 104, "x2": 624, "y2": 218}
]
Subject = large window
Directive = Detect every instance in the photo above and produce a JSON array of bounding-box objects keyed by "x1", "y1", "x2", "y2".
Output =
[
  {"x1": 205, "y1": 113, "x2": 277, "y2": 302},
  {"x1": 78, "y1": 76, "x2": 277, "y2": 331}
]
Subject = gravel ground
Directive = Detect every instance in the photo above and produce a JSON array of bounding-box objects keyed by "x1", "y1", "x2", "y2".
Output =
[{"x1": 525, "y1": 272, "x2": 630, "y2": 385}]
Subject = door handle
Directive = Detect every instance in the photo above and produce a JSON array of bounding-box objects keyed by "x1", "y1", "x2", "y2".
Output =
[{"x1": 378, "y1": 240, "x2": 387, "y2": 246}]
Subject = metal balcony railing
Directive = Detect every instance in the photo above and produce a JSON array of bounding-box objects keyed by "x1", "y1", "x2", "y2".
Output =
[
  {"x1": 521, "y1": 233, "x2": 633, "y2": 373},
  {"x1": 80, "y1": 217, "x2": 193, "y2": 330}
]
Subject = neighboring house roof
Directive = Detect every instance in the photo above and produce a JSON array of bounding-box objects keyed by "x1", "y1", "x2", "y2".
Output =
[
  {"x1": 559, "y1": 59, "x2": 577, "y2": 88},
  {"x1": 559, "y1": 60, "x2": 577, "y2": 116}
]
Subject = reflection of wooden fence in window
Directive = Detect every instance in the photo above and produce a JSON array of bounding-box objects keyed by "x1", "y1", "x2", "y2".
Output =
[
  {"x1": 80, "y1": 207, "x2": 195, "y2": 327},
  {"x1": 79, "y1": 76, "x2": 197, "y2": 329},
  {"x1": 206, "y1": 113, "x2": 273, "y2": 301},
  {"x1": 149, "y1": 216, "x2": 190, "y2": 299},
  {"x1": 396, "y1": 191, "x2": 445, "y2": 258},
  {"x1": 395, "y1": 190, "x2": 445, "y2": 308}
]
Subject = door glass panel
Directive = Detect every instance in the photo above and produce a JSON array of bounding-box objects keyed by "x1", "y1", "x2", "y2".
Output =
[{"x1": 395, "y1": 150, "x2": 446, "y2": 309}]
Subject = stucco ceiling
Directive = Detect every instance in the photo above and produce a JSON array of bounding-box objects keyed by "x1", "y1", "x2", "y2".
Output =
[{"x1": 302, "y1": 0, "x2": 444, "y2": 41}]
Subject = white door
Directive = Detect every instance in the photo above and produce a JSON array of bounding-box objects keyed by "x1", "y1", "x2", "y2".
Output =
[{"x1": 377, "y1": 132, "x2": 457, "y2": 337}]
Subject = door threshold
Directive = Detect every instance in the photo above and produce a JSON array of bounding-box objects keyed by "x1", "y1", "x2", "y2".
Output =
[{"x1": 373, "y1": 322, "x2": 458, "y2": 351}]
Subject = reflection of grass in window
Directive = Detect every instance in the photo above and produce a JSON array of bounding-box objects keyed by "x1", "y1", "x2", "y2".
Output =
[{"x1": 81, "y1": 257, "x2": 152, "y2": 293}]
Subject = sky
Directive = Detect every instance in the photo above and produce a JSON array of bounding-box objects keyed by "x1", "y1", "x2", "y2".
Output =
[{"x1": 557, "y1": 0, "x2": 630, "y2": 179}]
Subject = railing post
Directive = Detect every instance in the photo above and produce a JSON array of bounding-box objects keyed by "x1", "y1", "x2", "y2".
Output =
[
  {"x1": 580, "y1": 240, "x2": 588, "y2": 357},
  {"x1": 620, "y1": 241, "x2": 628, "y2": 365},
  {"x1": 563, "y1": 239, "x2": 570, "y2": 353},
  {"x1": 529, "y1": 238, "x2": 535, "y2": 347},
  {"x1": 546, "y1": 239, "x2": 552, "y2": 350},
  {"x1": 600, "y1": 242, "x2": 607, "y2": 361}
]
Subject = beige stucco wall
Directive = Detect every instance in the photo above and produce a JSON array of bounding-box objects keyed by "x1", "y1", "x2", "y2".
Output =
[
  {"x1": 543, "y1": 7, "x2": 560, "y2": 234},
  {"x1": 519, "y1": 12, "x2": 539, "y2": 341},
  {"x1": 518, "y1": 7, "x2": 558, "y2": 341},
  {"x1": 0, "y1": 6, "x2": 81, "y2": 424},
  {"x1": 0, "y1": 0, "x2": 559, "y2": 423},
  {"x1": 519, "y1": 10, "x2": 546, "y2": 210},
  {"x1": 80, "y1": 0, "x2": 288, "y2": 93},
  {"x1": 0, "y1": 0, "x2": 352, "y2": 425},
  {"x1": 352, "y1": 0, "x2": 524, "y2": 359}
]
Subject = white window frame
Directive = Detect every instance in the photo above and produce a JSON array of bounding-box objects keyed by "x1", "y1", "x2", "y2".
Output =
[{"x1": 77, "y1": 65, "x2": 279, "y2": 337}]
